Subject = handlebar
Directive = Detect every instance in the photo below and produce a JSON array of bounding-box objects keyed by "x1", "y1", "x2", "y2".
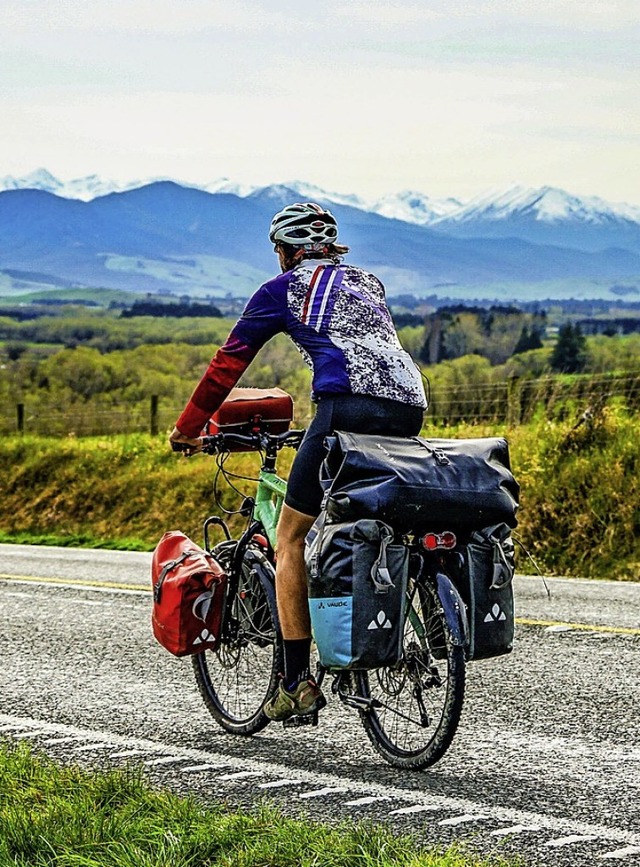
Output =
[{"x1": 200, "y1": 428, "x2": 305, "y2": 455}]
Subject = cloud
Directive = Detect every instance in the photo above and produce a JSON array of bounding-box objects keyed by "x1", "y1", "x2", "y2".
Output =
[{"x1": 2, "y1": 0, "x2": 637, "y2": 202}]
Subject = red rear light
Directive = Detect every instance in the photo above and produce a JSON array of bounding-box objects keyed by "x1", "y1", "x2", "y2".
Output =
[{"x1": 421, "y1": 531, "x2": 457, "y2": 551}]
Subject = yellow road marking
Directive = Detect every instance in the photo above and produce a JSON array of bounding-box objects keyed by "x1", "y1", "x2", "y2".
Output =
[
  {"x1": 0, "y1": 573, "x2": 149, "y2": 593},
  {"x1": 516, "y1": 617, "x2": 640, "y2": 636},
  {"x1": 1, "y1": 574, "x2": 639, "y2": 635}
]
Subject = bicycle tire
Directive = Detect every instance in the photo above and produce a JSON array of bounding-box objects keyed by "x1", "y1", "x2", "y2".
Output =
[
  {"x1": 192, "y1": 542, "x2": 282, "y2": 736},
  {"x1": 354, "y1": 577, "x2": 465, "y2": 770}
]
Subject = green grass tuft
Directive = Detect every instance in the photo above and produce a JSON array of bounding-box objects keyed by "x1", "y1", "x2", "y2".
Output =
[{"x1": 0, "y1": 741, "x2": 516, "y2": 867}]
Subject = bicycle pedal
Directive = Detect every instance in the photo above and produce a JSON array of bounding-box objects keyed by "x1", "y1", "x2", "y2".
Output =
[{"x1": 282, "y1": 711, "x2": 318, "y2": 728}]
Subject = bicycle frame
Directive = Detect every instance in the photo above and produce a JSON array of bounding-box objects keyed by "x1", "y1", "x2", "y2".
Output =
[{"x1": 252, "y1": 465, "x2": 287, "y2": 551}]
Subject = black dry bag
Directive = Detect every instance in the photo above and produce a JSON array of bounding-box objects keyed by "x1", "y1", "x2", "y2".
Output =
[{"x1": 321, "y1": 432, "x2": 520, "y2": 532}]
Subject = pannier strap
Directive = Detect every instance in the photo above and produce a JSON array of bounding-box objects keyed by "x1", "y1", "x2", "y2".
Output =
[
  {"x1": 469, "y1": 528, "x2": 514, "y2": 590},
  {"x1": 412, "y1": 437, "x2": 450, "y2": 466},
  {"x1": 489, "y1": 538, "x2": 513, "y2": 590},
  {"x1": 370, "y1": 528, "x2": 395, "y2": 594},
  {"x1": 154, "y1": 549, "x2": 200, "y2": 603}
]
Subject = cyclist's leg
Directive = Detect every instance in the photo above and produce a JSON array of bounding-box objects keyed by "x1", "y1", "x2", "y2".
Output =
[
  {"x1": 274, "y1": 503, "x2": 315, "y2": 641},
  {"x1": 266, "y1": 505, "x2": 326, "y2": 720},
  {"x1": 274, "y1": 408, "x2": 329, "y2": 696}
]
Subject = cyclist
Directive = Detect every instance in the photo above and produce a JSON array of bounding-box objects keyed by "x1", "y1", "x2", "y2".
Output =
[{"x1": 170, "y1": 202, "x2": 427, "y2": 720}]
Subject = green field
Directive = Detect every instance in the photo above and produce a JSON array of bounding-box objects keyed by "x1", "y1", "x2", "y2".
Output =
[
  {"x1": 1, "y1": 401, "x2": 638, "y2": 579},
  {"x1": 1, "y1": 302, "x2": 639, "y2": 579}
]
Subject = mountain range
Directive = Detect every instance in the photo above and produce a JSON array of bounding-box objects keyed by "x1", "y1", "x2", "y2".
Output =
[{"x1": 0, "y1": 169, "x2": 639, "y2": 303}]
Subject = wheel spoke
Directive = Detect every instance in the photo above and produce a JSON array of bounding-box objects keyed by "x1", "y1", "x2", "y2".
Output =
[
  {"x1": 192, "y1": 545, "x2": 282, "y2": 736},
  {"x1": 356, "y1": 575, "x2": 465, "y2": 769}
]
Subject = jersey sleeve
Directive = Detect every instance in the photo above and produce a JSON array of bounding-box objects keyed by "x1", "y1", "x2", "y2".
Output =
[{"x1": 175, "y1": 282, "x2": 287, "y2": 437}]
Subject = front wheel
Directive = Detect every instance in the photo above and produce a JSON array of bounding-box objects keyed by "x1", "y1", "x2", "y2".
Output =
[
  {"x1": 192, "y1": 543, "x2": 282, "y2": 736},
  {"x1": 354, "y1": 577, "x2": 465, "y2": 770}
]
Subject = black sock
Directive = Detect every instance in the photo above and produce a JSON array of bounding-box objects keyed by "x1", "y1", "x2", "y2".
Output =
[{"x1": 283, "y1": 638, "x2": 312, "y2": 691}]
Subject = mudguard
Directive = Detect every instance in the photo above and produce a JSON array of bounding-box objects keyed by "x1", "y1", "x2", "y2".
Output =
[
  {"x1": 241, "y1": 545, "x2": 281, "y2": 635},
  {"x1": 436, "y1": 571, "x2": 470, "y2": 653}
]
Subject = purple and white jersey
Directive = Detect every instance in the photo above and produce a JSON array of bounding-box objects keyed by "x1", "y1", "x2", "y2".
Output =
[{"x1": 232, "y1": 259, "x2": 427, "y2": 408}]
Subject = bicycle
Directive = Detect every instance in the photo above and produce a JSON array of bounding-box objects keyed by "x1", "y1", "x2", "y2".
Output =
[{"x1": 190, "y1": 427, "x2": 468, "y2": 770}]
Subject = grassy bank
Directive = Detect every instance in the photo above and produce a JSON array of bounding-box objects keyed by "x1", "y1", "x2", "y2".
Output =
[
  {"x1": 0, "y1": 741, "x2": 511, "y2": 867},
  {"x1": 0, "y1": 405, "x2": 638, "y2": 579}
]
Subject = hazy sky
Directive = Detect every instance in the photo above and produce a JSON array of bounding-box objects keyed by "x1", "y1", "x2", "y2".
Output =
[{"x1": 2, "y1": 0, "x2": 638, "y2": 203}]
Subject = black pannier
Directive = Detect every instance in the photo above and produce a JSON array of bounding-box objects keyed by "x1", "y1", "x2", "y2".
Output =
[
  {"x1": 321, "y1": 432, "x2": 519, "y2": 532},
  {"x1": 305, "y1": 516, "x2": 409, "y2": 670},
  {"x1": 453, "y1": 523, "x2": 516, "y2": 660}
]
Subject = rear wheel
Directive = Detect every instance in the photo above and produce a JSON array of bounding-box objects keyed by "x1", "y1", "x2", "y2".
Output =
[
  {"x1": 192, "y1": 543, "x2": 282, "y2": 735},
  {"x1": 354, "y1": 577, "x2": 465, "y2": 769}
]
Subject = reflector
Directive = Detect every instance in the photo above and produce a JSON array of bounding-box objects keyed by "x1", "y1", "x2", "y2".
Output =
[{"x1": 421, "y1": 531, "x2": 457, "y2": 551}]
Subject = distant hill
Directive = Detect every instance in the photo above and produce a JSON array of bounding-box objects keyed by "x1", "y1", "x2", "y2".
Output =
[{"x1": 0, "y1": 177, "x2": 639, "y2": 302}]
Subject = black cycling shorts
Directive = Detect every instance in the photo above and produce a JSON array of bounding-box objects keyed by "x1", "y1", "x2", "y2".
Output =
[{"x1": 285, "y1": 394, "x2": 424, "y2": 517}]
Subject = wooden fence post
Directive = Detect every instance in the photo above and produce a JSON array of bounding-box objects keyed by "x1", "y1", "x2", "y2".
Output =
[
  {"x1": 150, "y1": 395, "x2": 159, "y2": 436},
  {"x1": 17, "y1": 403, "x2": 24, "y2": 435},
  {"x1": 506, "y1": 376, "x2": 520, "y2": 426}
]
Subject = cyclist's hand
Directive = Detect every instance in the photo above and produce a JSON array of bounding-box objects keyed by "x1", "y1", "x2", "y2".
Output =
[{"x1": 169, "y1": 427, "x2": 203, "y2": 456}]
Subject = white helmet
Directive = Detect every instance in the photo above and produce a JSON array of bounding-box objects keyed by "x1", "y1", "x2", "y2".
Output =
[{"x1": 269, "y1": 202, "x2": 339, "y2": 248}]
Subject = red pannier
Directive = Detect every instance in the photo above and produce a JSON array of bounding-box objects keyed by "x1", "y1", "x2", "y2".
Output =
[
  {"x1": 151, "y1": 531, "x2": 227, "y2": 657},
  {"x1": 204, "y1": 387, "x2": 293, "y2": 450}
]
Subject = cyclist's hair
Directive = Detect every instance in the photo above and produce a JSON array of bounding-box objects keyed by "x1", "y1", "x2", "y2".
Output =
[{"x1": 278, "y1": 242, "x2": 350, "y2": 270}]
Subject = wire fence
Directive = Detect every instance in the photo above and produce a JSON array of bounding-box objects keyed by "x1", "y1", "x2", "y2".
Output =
[{"x1": 2, "y1": 371, "x2": 640, "y2": 437}]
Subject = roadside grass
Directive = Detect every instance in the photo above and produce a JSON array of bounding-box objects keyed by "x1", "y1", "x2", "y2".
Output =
[
  {"x1": 0, "y1": 741, "x2": 515, "y2": 867},
  {"x1": 0, "y1": 530, "x2": 149, "y2": 551},
  {"x1": 1, "y1": 405, "x2": 639, "y2": 579}
]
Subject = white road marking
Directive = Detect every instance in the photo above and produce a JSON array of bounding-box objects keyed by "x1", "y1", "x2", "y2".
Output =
[
  {"x1": 389, "y1": 805, "x2": 441, "y2": 815},
  {"x1": 490, "y1": 825, "x2": 542, "y2": 836},
  {"x1": 439, "y1": 813, "x2": 489, "y2": 826},
  {"x1": 546, "y1": 834, "x2": 599, "y2": 847},
  {"x1": 219, "y1": 770, "x2": 263, "y2": 780},
  {"x1": 41, "y1": 736, "x2": 85, "y2": 745},
  {"x1": 600, "y1": 845, "x2": 640, "y2": 859},
  {"x1": 3, "y1": 591, "x2": 40, "y2": 600},
  {"x1": 299, "y1": 787, "x2": 345, "y2": 799},
  {"x1": 73, "y1": 742, "x2": 117, "y2": 752},
  {"x1": 344, "y1": 795, "x2": 390, "y2": 806},
  {"x1": 259, "y1": 780, "x2": 304, "y2": 789},
  {"x1": 13, "y1": 730, "x2": 47, "y2": 738},
  {"x1": 109, "y1": 750, "x2": 146, "y2": 758},
  {"x1": 144, "y1": 756, "x2": 186, "y2": 766},
  {"x1": 181, "y1": 764, "x2": 219, "y2": 772}
]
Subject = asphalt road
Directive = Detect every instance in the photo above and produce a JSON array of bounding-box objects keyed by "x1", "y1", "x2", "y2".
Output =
[{"x1": 1, "y1": 543, "x2": 639, "y2": 866}]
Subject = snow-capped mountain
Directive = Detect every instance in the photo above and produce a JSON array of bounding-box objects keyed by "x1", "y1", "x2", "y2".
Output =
[
  {"x1": 371, "y1": 190, "x2": 462, "y2": 224},
  {"x1": 0, "y1": 169, "x2": 66, "y2": 196},
  {"x1": 1, "y1": 179, "x2": 639, "y2": 301},
  {"x1": 436, "y1": 185, "x2": 640, "y2": 226},
  {"x1": 239, "y1": 181, "x2": 461, "y2": 225},
  {"x1": 428, "y1": 185, "x2": 640, "y2": 252},
  {"x1": 202, "y1": 177, "x2": 261, "y2": 198},
  {"x1": 0, "y1": 168, "x2": 177, "y2": 201},
  {"x1": 1, "y1": 170, "x2": 639, "y2": 253}
]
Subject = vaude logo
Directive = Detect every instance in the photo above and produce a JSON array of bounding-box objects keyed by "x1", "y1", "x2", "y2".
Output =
[
  {"x1": 484, "y1": 603, "x2": 507, "y2": 623},
  {"x1": 192, "y1": 628, "x2": 216, "y2": 646},
  {"x1": 368, "y1": 610, "x2": 392, "y2": 630},
  {"x1": 317, "y1": 600, "x2": 347, "y2": 610}
]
